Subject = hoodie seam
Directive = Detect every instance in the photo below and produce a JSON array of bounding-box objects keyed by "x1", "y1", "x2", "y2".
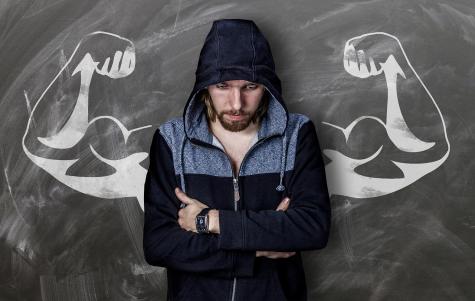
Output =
[
  {"x1": 215, "y1": 22, "x2": 221, "y2": 82},
  {"x1": 250, "y1": 23, "x2": 256, "y2": 81}
]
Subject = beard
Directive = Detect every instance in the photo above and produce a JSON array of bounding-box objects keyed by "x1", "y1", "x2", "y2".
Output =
[
  {"x1": 205, "y1": 96, "x2": 260, "y2": 132},
  {"x1": 217, "y1": 111, "x2": 255, "y2": 132}
]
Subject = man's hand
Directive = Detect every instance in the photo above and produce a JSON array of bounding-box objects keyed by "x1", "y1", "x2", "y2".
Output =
[
  {"x1": 256, "y1": 197, "x2": 296, "y2": 259},
  {"x1": 175, "y1": 187, "x2": 208, "y2": 233}
]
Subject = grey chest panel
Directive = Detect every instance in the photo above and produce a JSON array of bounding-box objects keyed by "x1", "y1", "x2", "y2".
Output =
[{"x1": 159, "y1": 113, "x2": 309, "y2": 177}]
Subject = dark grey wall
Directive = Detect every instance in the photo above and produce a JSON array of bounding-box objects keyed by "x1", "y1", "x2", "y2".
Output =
[{"x1": 1, "y1": 0, "x2": 474, "y2": 300}]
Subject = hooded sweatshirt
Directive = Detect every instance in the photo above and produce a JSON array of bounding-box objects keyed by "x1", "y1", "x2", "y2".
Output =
[{"x1": 143, "y1": 19, "x2": 331, "y2": 301}]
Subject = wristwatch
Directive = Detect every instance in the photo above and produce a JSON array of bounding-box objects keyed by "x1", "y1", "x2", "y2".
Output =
[{"x1": 196, "y1": 208, "x2": 212, "y2": 234}]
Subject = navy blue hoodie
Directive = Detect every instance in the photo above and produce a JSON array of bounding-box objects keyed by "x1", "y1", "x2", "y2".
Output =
[{"x1": 143, "y1": 19, "x2": 331, "y2": 301}]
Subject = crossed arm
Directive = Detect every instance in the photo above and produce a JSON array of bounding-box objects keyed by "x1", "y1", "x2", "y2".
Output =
[
  {"x1": 174, "y1": 186, "x2": 295, "y2": 259},
  {"x1": 143, "y1": 121, "x2": 331, "y2": 278}
]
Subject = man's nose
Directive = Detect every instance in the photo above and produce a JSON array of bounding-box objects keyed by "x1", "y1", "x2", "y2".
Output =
[{"x1": 230, "y1": 88, "x2": 243, "y2": 112}]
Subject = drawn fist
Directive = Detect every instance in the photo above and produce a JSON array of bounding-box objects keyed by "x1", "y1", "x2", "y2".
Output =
[
  {"x1": 94, "y1": 46, "x2": 135, "y2": 78},
  {"x1": 343, "y1": 32, "x2": 404, "y2": 79},
  {"x1": 72, "y1": 31, "x2": 136, "y2": 79}
]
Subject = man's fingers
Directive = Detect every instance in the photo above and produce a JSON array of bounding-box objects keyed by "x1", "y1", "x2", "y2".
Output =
[
  {"x1": 261, "y1": 251, "x2": 296, "y2": 259},
  {"x1": 276, "y1": 252, "x2": 295, "y2": 258},
  {"x1": 175, "y1": 187, "x2": 193, "y2": 204},
  {"x1": 275, "y1": 198, "x2": 289, "y2": 211},
  {"x1": 275, "y1": 197, "x2": 290, "y2": 211}
]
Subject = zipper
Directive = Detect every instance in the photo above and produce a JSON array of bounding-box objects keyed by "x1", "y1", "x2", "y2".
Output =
[
  {"x1": 228, "y1": 134, "x2": 278, "y2": 301},
  {"x1": 231, "y1": 174, "x2": 239, "y2": 301},
  {"x1": 190, "y1": 133, "x2": 280, "y2": 301},
  {"x1": 233, "y1": 177, "x2": 240, "y2": 210}
]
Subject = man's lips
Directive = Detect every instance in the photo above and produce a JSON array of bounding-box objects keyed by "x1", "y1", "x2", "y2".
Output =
[{"x1": 226, "y1": 114, "x2": 247, "y2": 120}]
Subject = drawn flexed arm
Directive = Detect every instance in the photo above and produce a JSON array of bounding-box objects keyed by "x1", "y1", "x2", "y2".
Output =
[
  {"x1": 36, "y1": 31, "x2": 135, "y2": 149},
  {"x1": 22, "y1": 32, "x2": 149, "y2": 210},
  {"x1": 322, "y1": 32, "x2": 450, "y2": 198}
]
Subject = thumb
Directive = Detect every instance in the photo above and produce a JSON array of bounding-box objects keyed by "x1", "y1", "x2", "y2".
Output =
[
  {"x1": 175, "y1": 187, "x2": 193, "y2": 205},
  {"x1": 275, "y1": 197, "x2": 290, "y2": 211}
]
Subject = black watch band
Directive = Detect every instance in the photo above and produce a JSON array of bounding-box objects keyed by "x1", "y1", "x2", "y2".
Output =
[{"x1": 196, "y1": 208, "x2": 212, "y2": 234}]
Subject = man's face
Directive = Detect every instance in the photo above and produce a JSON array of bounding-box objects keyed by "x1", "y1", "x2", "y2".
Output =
[{"x1": 207, "y1": 80, "x2": 265, "y2": 132}]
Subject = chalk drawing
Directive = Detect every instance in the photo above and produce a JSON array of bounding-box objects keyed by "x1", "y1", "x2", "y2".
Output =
[
  {"x1": 322, "y1": 32, "x2": 450, "y2": 198},
  {"x1": 22, "y1": 31, "x2": 150, "y2": 210}
]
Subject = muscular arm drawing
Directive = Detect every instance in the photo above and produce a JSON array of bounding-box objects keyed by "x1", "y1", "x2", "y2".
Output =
[
  {"x1": 322, "y1": 32, "x2": 450, "y2": 199},
  {"x1": 22, "y1": 32, "x2": 150, "y2": 209}
]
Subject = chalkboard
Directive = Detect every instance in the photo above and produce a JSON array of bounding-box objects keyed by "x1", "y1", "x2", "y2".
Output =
[{"x1": 1, "y1": 0, "x2": 474, "y2": 300}]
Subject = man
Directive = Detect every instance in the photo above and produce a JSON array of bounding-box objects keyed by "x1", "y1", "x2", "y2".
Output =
[{"x1": 143, "y1": 19, "x2": 331, "y2": 301}]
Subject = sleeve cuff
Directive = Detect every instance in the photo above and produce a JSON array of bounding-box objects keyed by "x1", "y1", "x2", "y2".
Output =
[{"x1": 218, "y1": 210, "x2": 245, "y2": 250}]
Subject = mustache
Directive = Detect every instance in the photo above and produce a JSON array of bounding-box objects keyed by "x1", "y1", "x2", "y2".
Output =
[{"x1": 223, "y1": 111, "x2": 250, "y2": 116}]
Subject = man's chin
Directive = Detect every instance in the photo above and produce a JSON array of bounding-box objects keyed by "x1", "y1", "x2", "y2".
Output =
[
  {"x1": 219, "y1": 116, "x2": 250, "y2": 132},
  {"x1": 222, "y1": 122, "x2": 249, "y2": 132}
]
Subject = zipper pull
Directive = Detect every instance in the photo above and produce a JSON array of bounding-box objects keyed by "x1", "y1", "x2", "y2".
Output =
[{"x1": 233, "y1": 177, "x2": 240, "y2": 202}]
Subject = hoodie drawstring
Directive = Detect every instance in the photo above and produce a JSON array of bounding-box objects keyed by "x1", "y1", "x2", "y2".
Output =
[
  {"x1": 179, "y1": 136, "x2": 187, "y2": 209},
  {"x1": 276, "y1": 133, "x2": 287, "y2": 192}
]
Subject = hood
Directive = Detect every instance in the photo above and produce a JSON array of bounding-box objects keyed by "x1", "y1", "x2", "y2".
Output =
[
  {"x1": 178, "y1": 19, "x2": 289, "y2": 195},
  {"x1": 182, "y1": 18, "x2": 289, "y2": 145}
]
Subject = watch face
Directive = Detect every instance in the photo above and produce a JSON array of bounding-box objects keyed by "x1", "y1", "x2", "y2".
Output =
[{"x1": 196, "y1": 215, "x2": 208, "y2": 233}]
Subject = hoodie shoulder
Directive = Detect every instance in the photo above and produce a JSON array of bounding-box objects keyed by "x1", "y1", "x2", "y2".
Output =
[
  {"x1": 287, "y1": 113, "x2": 311, "y2": 133},
  {"x1": 158, "y1": 117, "x2": 185, "y2": 150},
  {"x1": 279, "y1": 113, "x2": 312, "y2": 171}
]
